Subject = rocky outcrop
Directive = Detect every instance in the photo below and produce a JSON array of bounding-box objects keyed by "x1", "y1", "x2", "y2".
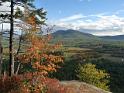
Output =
[{"x1": 60, "y1": 81, "x2": 111, "y2": 93}]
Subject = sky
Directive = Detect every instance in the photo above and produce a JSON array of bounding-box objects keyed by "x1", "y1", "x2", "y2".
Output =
[
  {"x1": 34, "y1": 0, "x2": 124, "y2": 36},
  {"x1": 1, "y1": 0, "x2": 124, "y2": 36},
  {"x1": 34, "y1": 0, "x2": 124, "y2": 19}
]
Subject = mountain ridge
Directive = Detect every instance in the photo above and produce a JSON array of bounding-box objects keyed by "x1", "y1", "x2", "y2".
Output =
[
  {"x1": 51, "y1": 29, "x2": 124, "y2": 47},
  {"x1": 52, "y1": 29, "x2": 124, "y2": 41},
  {"x1": 100, "y1": 35, "x2": 124, "y2": 40}
]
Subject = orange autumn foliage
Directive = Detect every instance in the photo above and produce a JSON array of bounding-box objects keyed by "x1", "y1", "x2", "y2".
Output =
[
  {"x1": 17, "y1": 35, "x2": 63, "y2": 75},
  {"x1": 16, "y1": 12, "x2": 63, "y2": 75}
]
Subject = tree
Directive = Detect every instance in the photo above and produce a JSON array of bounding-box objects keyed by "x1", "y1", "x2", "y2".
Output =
[
  {"x1": 0, "y1": 0, "x2": 47, "y2": 76},
  {"x1": 77, "y1": 63, "x2": 110, "y2": 91},
  {"x1": 16, "y1": 14, "x2": 63, "y2": 75},
  {"x1": 0, "y1": 30, "x2": 3, "y2": 76}
]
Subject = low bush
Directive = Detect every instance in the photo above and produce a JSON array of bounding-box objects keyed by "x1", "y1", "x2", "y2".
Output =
[
  {"x1": 0, "y1": 74, "x2": 75, "y2": 93},
  {"x1": 77, "y1": 63, "x2": 110, "y2": 91}
]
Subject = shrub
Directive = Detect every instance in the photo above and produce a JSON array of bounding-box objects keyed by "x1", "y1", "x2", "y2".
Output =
[
  {"x1": 0, "y1": 74, "x2": 77, "y2": 93},
  {"x1": 77, "y1": 63, "x2": 110, "y2": 91},
  {"x1": 0, "y1": 76, "x2": 21, "y2": 93},
  {"x1": 0, "y1": 74, "x2": 47, "y2": 93}
]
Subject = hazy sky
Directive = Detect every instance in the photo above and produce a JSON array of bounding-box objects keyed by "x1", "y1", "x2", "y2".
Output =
[{"x1": 34, "y1": 0, "x2": 124, "y2": 36}]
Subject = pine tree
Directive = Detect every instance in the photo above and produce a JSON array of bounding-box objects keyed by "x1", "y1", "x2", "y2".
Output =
[{"x1": 0, "y1": 0, "x2": 46, "y2": 76}]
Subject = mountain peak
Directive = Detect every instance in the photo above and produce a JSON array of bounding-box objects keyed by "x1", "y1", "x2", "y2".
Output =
[
  {"x1": 52, "y1": 29, "x2": 93, "y2": 37},
  {"x1": 51, "y1": 29, "x2": 100, "y2": 46}
]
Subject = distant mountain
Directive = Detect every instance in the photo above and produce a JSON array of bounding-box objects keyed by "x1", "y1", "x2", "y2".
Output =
[
  {"x1": 100, "y1": 35, "x2": 124, "y2": 41},
  {"x1": 51, "y1": 29, "x2": 124, "y2": 47},
  {"x1": 51, "y1": 29, "x2": 101, "y2": 46},
  {"x1": 52, "y1": 29, "x2": 94, "y2": 38}
]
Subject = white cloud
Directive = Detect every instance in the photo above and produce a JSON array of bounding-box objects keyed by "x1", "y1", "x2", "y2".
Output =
[
  {"x1": 0, "y1": 1, "x2": 25, "y2": 14},
  {"x1": 92, "y1": 30, "x2": 124, "y2": 36},
  {"x1": 51, "y1": 13, "x2": 124, "y2": 36},
  {"x1": 59, "y1": 14, "x2": 86, "y2": 22}
]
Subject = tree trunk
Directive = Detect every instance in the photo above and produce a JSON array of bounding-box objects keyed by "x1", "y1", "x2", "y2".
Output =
[
  {"x1": 15, "y1": 63, "x2": 21, "y2": 75},
  {"x1": 0, "y1": 23, "x2": 3, "y2": 76},
  {"x1": 9, "y1": 0, "x2": 14, "y2": 76},
  {"x1": 0, "y1": 38, "x2": 3, "y2": 76}
]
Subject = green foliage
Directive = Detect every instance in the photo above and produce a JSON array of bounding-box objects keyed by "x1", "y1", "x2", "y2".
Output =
[
  {"x1": 51, "y1": 30, "x2": 101, "y2": 47},
  {"x1": 77, "y1": 63, "x2": 110, "y2": 91},
  {"x1": 91, "y1": 58, "x2": 124, "y2": 93},
  {"x1": 51, "y1": 29, "x2": 124, "y2": 47},
  {"x1": 49, "y1": 56, "x2": 79, "y2": 80}
]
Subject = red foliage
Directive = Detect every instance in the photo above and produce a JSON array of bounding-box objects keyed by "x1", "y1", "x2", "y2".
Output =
[
  {"x1": 0, "y1": 76, "x2": 21, "y2": 93},
  {"x1": 0, "y1": 74, "x2": 77, "y2": 93},
  {"x1": 41, "y1": 78, "x2": 74, "y2": 93}
]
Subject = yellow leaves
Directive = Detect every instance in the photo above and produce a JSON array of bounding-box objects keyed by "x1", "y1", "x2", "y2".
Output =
[
  {"x1": 47, "y1": 55, "x2": 63, "y2": 63},
  {"x1": 77, "y1": 63, "x2": 110, "y2": 91}
]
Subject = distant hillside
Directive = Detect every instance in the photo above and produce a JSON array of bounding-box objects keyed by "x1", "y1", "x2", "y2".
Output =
[
  {"x1": 51, "y1": 29, "x2": 101, "y2": 46},
  {"x1": 100, "y1": 35, "x2": 124, "y2": 41},
  {"x1": 52, "y1": 29, "x2": 93, "y2": 37}
]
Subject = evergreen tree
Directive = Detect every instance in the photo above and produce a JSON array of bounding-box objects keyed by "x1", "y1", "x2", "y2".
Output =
[{"x1": 0, "y1": 0, "x2": 46, "y2": 76}]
